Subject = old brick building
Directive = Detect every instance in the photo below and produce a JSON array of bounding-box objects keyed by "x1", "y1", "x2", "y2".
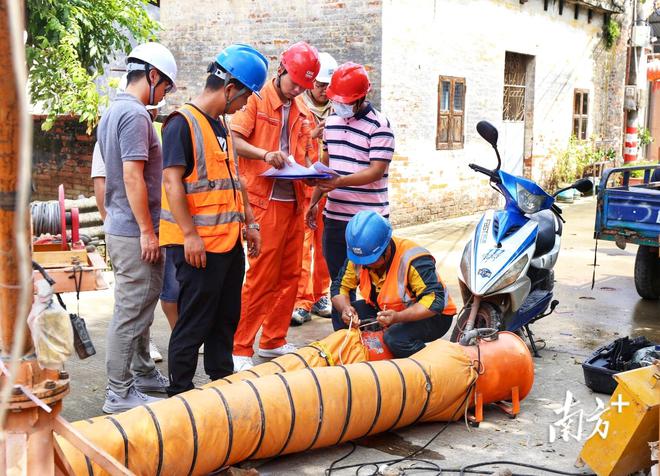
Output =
[
  {"x1": 379, "y1": 0, "x2": 629, "y2": 224},
  {"x1": 34, "y1": 0, "x2": 630, "y2": 225},
  {"x1": 160, "y1": 0, "x2": 629, "y2": 226}
]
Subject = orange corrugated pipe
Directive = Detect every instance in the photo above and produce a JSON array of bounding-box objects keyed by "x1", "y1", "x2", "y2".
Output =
[
  {"x1": 59, "y1": 332, "x2": 533, "y2": 475},
  {"x1": 205, "y1": 328, "x2": 368, "y2": 388}
]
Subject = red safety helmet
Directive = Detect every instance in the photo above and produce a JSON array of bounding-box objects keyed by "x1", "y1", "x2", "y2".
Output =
[
  {"x1": 281, "y1": 42, "x2": 320, "y2": 89},
  {"x1": 326, "y1": 62, "x2": 371, "y2": 104}
]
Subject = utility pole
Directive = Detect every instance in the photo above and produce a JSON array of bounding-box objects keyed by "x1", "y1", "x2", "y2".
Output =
[
  {"x1": 0, "y1": 3, "x2": 136, "y2": 474},
  {"x1": 624, "y1": 0, "x2": 652, "y2": 162},
  {"x1": 0, "y1": 1, "x2": 70, "y2": 473}
]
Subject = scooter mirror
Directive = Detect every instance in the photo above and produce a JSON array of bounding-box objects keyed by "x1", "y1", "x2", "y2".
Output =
[
  {"x1": 477, "y1": 121, "x2": 499, "y2": 148},
  {"x1": 572, "y1": 177, "x2": 593, "y2": 194}
]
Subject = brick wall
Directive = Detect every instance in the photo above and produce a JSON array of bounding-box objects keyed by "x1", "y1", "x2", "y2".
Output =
[
  {"x1": 159, "y1": 0, "x2": 383, "y2": 112},
  {"x1": 381, "y1": 0, "x2": 629, "y2": 226},
  {"x1": 32, "y1": 115, "x2": 95, "y2": 201}
]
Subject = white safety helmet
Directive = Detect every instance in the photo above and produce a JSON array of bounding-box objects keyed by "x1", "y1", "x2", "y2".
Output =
[
  {"x1": 126, "y1": 42, "x2": 178, "y2": 91},
  {"x1": 315, "y1": 52, "x2": 338, "y2": 84}
]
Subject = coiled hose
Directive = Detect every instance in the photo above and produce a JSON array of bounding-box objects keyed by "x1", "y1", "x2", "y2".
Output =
[{"x1": 31, "y1": 201, "x2": 62, "y2": 236}]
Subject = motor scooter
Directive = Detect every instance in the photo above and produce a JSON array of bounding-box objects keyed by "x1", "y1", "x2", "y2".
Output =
[{"x1": 451, "y1": 121, "x2": 592, "y2": 355}]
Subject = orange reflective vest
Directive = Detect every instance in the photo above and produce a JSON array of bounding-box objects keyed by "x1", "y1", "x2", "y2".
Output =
[
  {"x1": 358, "y1": 237, "x2": 457, "y2": 316},
  {"x1": 159, "y1": 104, "x2": 244, "y2": 253}
]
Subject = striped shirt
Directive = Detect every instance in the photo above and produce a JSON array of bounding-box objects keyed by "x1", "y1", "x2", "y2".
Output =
[{"x1": 323, "y1": 103, "x2": 395, "y2": 221}]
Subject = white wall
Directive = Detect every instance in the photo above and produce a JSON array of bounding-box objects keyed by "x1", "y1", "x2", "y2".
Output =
[{"x1": 381, "y1": 0, "x2": 612, "y2": 224}]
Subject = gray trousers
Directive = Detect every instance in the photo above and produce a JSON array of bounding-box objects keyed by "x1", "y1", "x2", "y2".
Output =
[{"x1": 105, "y1": 234, "x2": 164, "y2": 397}]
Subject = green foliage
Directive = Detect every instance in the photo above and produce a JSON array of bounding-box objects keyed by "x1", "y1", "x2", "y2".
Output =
[
  {"x1": 604, "y1": 17, "x2": 621, "y2": 50},
  {"x1": 550, "y1": 136, "x2": 616, "y2": 186},
  {"x1": 620, "y1": 159, "x2": 658, "y2": 178},
  {"x1": 26, "y1": 0, "x2": 160, "y2": 132},
  {"x1": 638, "y1": 127, "x2": 653, "y2": 147}
]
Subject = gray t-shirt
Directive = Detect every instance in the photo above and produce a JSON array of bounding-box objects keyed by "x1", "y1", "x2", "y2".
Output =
[
  {"x1": 90, "y1": 142, "x2": 105, "y2": 178},
  {"x1": 97, "y1": 93, "x2": 162, "y2": 237},
  {"x1": 271, "y1": 101, "x2": 295, "y2": 201}
]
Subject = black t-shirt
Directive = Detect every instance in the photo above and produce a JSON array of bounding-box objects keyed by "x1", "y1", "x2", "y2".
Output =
[{"x1": 162, "y1": 104, "x2": 229, "y2": 178}]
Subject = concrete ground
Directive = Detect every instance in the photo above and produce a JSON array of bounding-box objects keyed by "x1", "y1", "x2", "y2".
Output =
[{"x1": 60, "y1": 196, "x2": 660, "y2": 475}]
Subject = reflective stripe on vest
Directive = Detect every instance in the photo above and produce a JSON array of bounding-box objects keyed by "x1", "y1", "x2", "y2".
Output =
[
  {"x1": 183, "y1": 178, "x2": 241, "y2": 194},
  {"x1": 160, "y1": 209, "x2": 244, "y2": 227},
  {"x1": 180, "y1": 107, "x2": 208, "y2": 185},
  {"x1": 175, "y1": 108, "x2": 242, "y2": 199},
  {"x1": 396, "y1": 245, "x2": 429, "y2": 306}
]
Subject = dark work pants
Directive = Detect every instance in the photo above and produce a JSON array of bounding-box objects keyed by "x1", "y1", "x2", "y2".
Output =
[
  {"x1": 167, "y1": 241, "x2": 245, "y2": 396},
  {"x1": 322, "y1": 217, "x2": 355, "y2": 331},
  {"x1": 353, "y1": 300, "x2": 453, "y2": 358}
]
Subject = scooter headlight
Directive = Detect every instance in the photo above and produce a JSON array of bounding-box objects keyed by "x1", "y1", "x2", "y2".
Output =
[
  {"x1": 516, "y1": 183, "x2": 545, "y2": 214},
  {"x1": 488, "y1": 255, "x2": 528, "y2": 293}
]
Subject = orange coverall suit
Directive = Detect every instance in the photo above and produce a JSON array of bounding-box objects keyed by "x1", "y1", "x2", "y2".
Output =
[{"x1": 231, "y1": 79, "x2": 312, "y2": 356}]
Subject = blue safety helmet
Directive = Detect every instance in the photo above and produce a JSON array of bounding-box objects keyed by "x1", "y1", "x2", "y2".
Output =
[
  {"x1": 345, "y1": 211, "x2": 393, "y2": 265},
  {"x1": 214, "y1": 44, "x2": 269, "y2": 99}
]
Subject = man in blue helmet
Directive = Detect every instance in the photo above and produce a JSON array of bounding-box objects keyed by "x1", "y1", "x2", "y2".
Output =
[
  {"x1": 331, "y1": 211, "x2": 457, "y2": 358},
  {"x1": 160, "y1": 44, "x2": 268, "y2": 395}
]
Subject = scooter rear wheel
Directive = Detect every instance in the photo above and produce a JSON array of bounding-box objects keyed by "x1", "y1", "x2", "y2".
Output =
[{"x1": 450, "y1": 302, "x2": 501, "y2": 343}]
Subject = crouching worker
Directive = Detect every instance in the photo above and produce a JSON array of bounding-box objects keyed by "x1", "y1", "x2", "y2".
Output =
[{"x1": 331, "y1": 211, "x2": 456, "y2": 357}]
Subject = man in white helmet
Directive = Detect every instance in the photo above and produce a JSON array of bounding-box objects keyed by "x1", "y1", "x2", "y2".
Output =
[
  {"x1": 291, "y1": 52, "x2": 338, "y2": 326},
  {"x1": 97, "y1": 42, "x2": 177, "y2": 413},
  {"x1": 91, "y1": 74, "x2": 168, "y2": 362}
]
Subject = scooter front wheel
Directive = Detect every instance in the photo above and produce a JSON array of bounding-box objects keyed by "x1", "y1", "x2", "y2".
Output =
[{"x1": 450, "y1": 302, "x2": 501, "y2": 343}]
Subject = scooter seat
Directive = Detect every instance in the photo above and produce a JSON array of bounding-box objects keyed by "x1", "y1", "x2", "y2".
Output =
[{"x1": 529, "y1": 209, "x2": 556, "y2": 257}]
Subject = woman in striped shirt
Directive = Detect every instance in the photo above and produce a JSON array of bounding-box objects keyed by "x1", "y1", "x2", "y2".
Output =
[{"x1": 306, "y1": 62, "x2": 395, "y2": 330}]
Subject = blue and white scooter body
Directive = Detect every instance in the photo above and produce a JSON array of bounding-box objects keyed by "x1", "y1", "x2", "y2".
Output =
[
  {"x1": 457, "y1": 170, "x2": 556, "y2": 329},
  {"x1": 460, "y1": 210, "x2": 538, "y2": 312}
]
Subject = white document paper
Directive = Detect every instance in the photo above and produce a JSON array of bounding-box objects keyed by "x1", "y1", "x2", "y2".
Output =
[{"x1": 260, "y1": 156, "x2": 339, "y2": 180}]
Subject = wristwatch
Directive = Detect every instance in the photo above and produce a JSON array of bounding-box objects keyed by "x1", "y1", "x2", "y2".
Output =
[{"x1": 246, "y1": 223, "x2": 260, "y2": 231}]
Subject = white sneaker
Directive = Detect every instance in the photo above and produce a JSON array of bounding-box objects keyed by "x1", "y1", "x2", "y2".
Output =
[
  {"x1": 199, "y1": 343, "x2": 204, "y2": 354},
  {"x1": 102, "y1": 386, "x2": 162, "y2": 414},
  {"x1": 232, "y1": 355, "x2": 254, "y2": 372},
  {"x1": 257, "y1": 343, "x2": 297, "y2": 358},
  {"x1": 149, "y1": 338, "x2": 163, "y2": 362}
]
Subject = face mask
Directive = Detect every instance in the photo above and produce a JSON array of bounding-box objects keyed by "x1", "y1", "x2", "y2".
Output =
[{"x1": 332, "y1": 100, "x2": 355, "y2": 119}]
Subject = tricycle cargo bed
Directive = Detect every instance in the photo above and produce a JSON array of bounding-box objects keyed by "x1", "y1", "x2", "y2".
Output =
[{"x1": 595, "y1": 165, "x2": 660, "y2": 247}]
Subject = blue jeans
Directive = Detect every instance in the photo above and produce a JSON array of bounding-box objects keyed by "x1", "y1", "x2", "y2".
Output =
[
  {"x1": 322, "y1": 217, "x2": 355, "y2": 330},
  {"x1": 159, "y1": 247, "x2": 180, "y2": 303},
  {"x1": 352, "y1": 300, "x2": 453, "y2": 358}
]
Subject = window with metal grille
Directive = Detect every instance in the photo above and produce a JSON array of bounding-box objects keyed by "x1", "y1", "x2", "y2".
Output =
[
  {"x1": 573, "y1": 89, "x2": 589, "y2": 140},
  {"x1": 503, "y1": 52, "x2": 527, "y2": 122},
  {"x1": 436, "y1": 76, "x2": 465, "y2": 150}
]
